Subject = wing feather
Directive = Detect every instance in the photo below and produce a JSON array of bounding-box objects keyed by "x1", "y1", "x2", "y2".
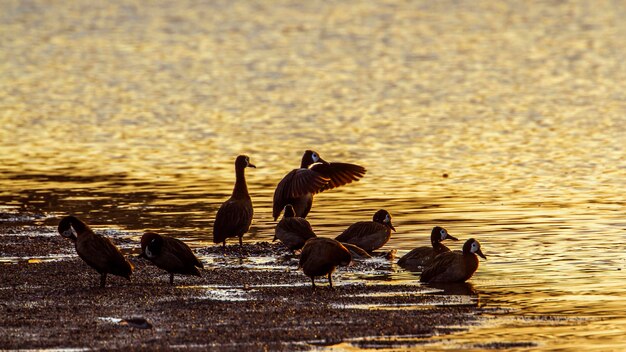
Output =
[
  {"x1": 77, "y1": 233, "x2": 132, "y2": 277},
  {"x1": 335, "y1": 222, "x2": 387, "y2": 243},
  {"x1": 420, "y1": 252, "x2": 458, "y2": 283},
  {"x1": 165, "y1": 236, "x2": 204, "y2": 269},
  {"x1": 273, "y1": 169, "x2": 328, "y2": 218},
  {"x1": 310, "y1": 162, "x2": 366, "y2": 193}
]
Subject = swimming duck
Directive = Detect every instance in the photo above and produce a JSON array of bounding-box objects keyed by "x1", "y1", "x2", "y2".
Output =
[
  {"x1": 334, "y1": 209, "x2": 395, "y2": 253},
  {"x1": 139, "y1": 232, "x2": 204, "y2": 285},
  {"x1": 57, "y1": 215, "x2": 133, "y2": 288},
  {"x1": 274, "y1": 204, "x2": 317, "y2": 251},
  {"x1": 299, "y1": 238, "x2": 352, "y2": 290},
  {"x1": 420, "y1": 238, "x2": 487, "y2": 283},
  {"x1": 397, "y1": 226, "x2": 458, "y2": 271},
  {"x1": 272, "y1": 150, "x2": 366, "y2": 220},
  {"x1": 213, "y1": 155, "x2": 255, "y2": 248}
]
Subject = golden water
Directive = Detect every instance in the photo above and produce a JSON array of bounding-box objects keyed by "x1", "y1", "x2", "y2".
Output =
[{"x1": 1, "y1": 0, "x2": 626, "y2": 350}]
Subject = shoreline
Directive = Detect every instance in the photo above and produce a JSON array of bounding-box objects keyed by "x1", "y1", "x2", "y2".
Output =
[{"x1": 0, "y1": 215, "x2": 482, "y2": 350}]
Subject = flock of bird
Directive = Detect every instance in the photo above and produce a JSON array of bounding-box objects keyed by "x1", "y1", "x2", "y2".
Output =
[{"x1": 57, "y1": 150, "x2": 487, "y2": 290}]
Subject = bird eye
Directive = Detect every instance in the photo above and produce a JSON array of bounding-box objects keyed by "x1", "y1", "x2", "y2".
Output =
[
  {"x1": 312, "y1": 153, "x2": 319, "y2": 161},
  {"x1": 440, "y1": 229, "x2": 447, "y2": 239}
]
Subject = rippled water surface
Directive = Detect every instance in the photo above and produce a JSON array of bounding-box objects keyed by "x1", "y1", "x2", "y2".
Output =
[{"x1": 1, "y1": 0, "x2": 626, "y2": 350}]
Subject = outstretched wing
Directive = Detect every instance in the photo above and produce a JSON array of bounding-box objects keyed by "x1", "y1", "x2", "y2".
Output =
[
  {"x1": 310, "y1": 162, "x2": 366, "y2": 193},
  {"x1": 273, "y1": 169, "x2": 329, "y2": 218}
]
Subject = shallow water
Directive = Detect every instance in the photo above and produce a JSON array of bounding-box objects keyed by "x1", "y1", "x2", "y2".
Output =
[{"x1": 1, "y1": 0, "x2": 626, "y2": 350}]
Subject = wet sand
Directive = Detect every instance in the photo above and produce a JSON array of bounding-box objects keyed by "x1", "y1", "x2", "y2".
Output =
[{"x1": 0, "y1": 217, "x2": 481, "y2": 350}]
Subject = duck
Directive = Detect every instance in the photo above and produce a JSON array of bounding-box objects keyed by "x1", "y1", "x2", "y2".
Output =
[
  {"x1": 272, "y1": 150, "x2": 366, "y2": 220},
  {"x1": 334, "y1": 209, "x2": 395, "y2": 253},
  {"x1": 420, "y1": 238, "x2": 487, "y2": 283},
  {"x1": 57, "y1": 215, "x2": 133, "y2": 288},
  {"x1": 299, "y1": 238, "x2": 352, "y2": 290},
  {"x1": 213, "y1": 155, "x2": 255, "y2": 248},
  {"x1": 274, "y1": 204, "x2": 317, "y2": 251},
  {"x1": 397, "y1": 226, "x2": 458, "y2": 271},
  {"x1": 139, "y1": 232, "x2": 204, "y2": 285}
]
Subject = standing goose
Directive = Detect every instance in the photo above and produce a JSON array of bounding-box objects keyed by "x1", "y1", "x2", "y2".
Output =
[
  {"x1": 213, "y1": 155, "x2": 255, "y2": 248},
  {"x1": 274, "y1": 204, "x2": 317, "y2": 251},
  {"x1": 299, "y1": 238, "x2": 352, "y2": 290},
  {"x1": 420, "y1": 238, "x2": 487, "y2": 283},
  {"x1": 397, "y1": 226, "x2": 458, "y2": 271},
  {"x1": 272, "y1": 150, "x2": 366, "y2": 220},
  {"x1": 58, "y1": 215, "x2": 133, "y2": 288},
  {"x1": 139, "y1": 232, "x2": 204, "y2": 285},
  {"x1": 334, "y1": 209, "x2": 395, "y2": 253}
]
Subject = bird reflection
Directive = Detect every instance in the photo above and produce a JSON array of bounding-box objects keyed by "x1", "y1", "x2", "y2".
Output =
[{"x1": 426, "y1": 282, "x2": 478, "y2": 296}]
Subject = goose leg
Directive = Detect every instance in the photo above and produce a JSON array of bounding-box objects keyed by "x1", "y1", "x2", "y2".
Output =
[
  {"x1": 328, "y1": 273, "x2": 334, "y2": 289},
  {"x1": 100, "y1": 273, "x2": 107, "y2": 288},
  {"x1": 169, "y1": 273, "x2": 174, "y2": 285},
  {"x1": 311, "y1": 276, "x2": 316, "y2": 291}
]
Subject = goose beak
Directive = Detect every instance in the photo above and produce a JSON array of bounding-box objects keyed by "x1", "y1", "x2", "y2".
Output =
[
  {"x1": 388, "y1": 222, "x2": 396, "y2": 232},
  {"x1": 447, "y1": 233, "x2": 459, "y2": 241},
  {"x1": 477, "y1": 249, "x2": 487, "y2": 260},
  {"x1": 248, "y1": 163, "x2": 256, "y2": 168},
  {"x1": 318, "y1": 157, "x2": 330, "y2": 165}
]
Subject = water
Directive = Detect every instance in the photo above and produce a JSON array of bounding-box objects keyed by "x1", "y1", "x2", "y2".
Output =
[{"x1": 1, "y1": 0, "x2": 626, "y2": 350}]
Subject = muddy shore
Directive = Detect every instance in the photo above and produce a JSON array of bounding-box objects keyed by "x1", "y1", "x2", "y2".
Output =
[{"x1": 0, "y1": 216, "x2": 482, "y2": 350}]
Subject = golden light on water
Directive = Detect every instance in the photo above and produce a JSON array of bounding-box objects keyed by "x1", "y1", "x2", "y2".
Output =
[{"x1": 1, "y1": 0, "x2": 626, "y2": 350}]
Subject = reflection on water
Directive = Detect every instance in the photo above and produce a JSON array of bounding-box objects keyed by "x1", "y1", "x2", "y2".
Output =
[{"x1": 1, "y1": 0, "x2": 626, "y2": 350}]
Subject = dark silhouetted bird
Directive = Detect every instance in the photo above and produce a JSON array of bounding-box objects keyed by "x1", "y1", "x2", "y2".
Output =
[
  {"x1": 299, "y1": 238, "x2": 352, "y2": 290},
  {"x1": 274, "y1": 204, "x2": 317, "y2": 251},
  {"x1": 213, "y1": 155, "x2": 255, "y2": 248},
  {"x1": 398, "y1": 226, "x2": 458, "y2": 271},
  {"x1": 272, "y1": 150, "x2": 366, "y2": 220},
  {"x1": 335, "y1": 209, "x2": 395, "y2": 253},
  {"x1": 420, "y1": 238, "x2": 487, "y2": 283},
  {"x1": 58, "y1": 215, "x2": 133, "y2": 288},
  {"x1": 139, "y1": 232, "x2": 203, "y2": 285}
]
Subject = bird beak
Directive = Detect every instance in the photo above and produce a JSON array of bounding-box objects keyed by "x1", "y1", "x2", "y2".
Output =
[
  {"x1": 248, "y1": 163, "x2": 256, "y2": 168},
  {"x1": 477, "y1": 249, "x2": 487, "y2": 260},
  {"x1": 447, "y1": 233, "x2": 459, "y2": 241},
  {"x1": 388, "y1": 222, "x2": 396, "y2": 232},
  {"x1": 318, "y1": 157, "x2": 330, "y2": 165}
]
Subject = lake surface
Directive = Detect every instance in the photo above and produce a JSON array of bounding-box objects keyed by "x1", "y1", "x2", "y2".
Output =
[{"x1": 1, "y1": 0, "x2": 625, "y2": 350}]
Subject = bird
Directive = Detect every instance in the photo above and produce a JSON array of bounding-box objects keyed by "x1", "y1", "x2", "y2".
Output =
[
  {"x1": 213, "y1": 155, "x2": 255, "y2": 248},
  {"x1": 397, "y1": 226, "x2": 458, "y2": 271},
  {"x1": 272, "y1": 150, "x2": 366, "y2": 220},
  {"x1": 334, "y1": 209, "x2": 395, "y2": 253},
  {"x1": 57, "y1": 215, "x2": 133, "y2": 288},
  {"x1": 139, "y1": 232, "x2": 204, "y2": 285},
  {"x1": 420, "y1": 238, "x2": 487, "y2": 283},
  {"x1": 299, "y1": 238, "x2": 352, "y2": 290},
  {"x1": 274, "y1": 204, "x2": 317, "y2": 251}
]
